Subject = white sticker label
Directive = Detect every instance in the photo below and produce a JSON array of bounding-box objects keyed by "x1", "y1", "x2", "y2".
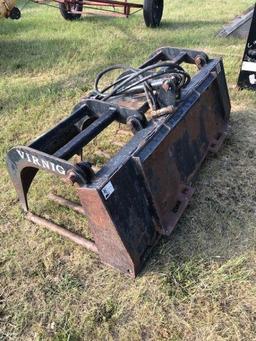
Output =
[
  {"x1": 249, "y1": 74, "x2": 256, "y2": 85},
  {"x1": 242, "y1": 61, "x2": 256, "y2": 72},
  {"x1": 101, "y1": 181, "x2": 114, "y2": 200}
]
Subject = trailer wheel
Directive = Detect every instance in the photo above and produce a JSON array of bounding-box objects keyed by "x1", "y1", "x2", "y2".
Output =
[
  {"x1": 143, "y1": 0, "x2": 163, "y2": 28},
  {"x1": 59, "y1": 1, "x2": 83, "y2": 20}
]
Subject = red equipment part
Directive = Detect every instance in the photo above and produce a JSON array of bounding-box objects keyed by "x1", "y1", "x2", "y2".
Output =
[{"x1": 33, "y1": 0, "x2": 164, "y2": 27}]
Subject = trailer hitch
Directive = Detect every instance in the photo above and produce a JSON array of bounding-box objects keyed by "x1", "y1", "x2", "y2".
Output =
[{"x1": 7, "y1": 47, "x2": 230, "y2": 277}]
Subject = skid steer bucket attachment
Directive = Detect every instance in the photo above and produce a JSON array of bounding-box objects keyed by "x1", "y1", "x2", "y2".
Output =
[{"x1": 7, "y1": 47, "x2": 230, "y2": 277}]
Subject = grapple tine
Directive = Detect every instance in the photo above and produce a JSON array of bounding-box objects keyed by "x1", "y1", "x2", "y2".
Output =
[
  {"x1": 48, "y1": 193, "x2": 86, "y2": 215},
  {"x1": 27, "y1": 212, "x2": 98, "y2": 254}
]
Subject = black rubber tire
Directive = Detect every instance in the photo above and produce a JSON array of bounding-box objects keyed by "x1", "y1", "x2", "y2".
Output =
[
  {"x1": 143, "y1": 0, "x2": 163, "y2": 28},
  {"x1": 59, "y1": 1, "x2": 83, "y2": 20},
  {"x1": 9, "y1": 7, "x2": 21, "y2": 20}
]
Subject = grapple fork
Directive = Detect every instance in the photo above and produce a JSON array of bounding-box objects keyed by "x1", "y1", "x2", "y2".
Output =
[{"x1": 7, "y1": 47, "x2": 230, "y2": 277}]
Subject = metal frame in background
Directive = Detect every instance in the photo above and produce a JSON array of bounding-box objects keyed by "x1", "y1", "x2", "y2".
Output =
[
  {"x1": 66, "y1": 0, "x2": 143, "y2": 17},
  {"x1": 33, "y1": 0, "x2": 143, "y2": 17},
  {"x1": 31, "y1": 0, "x2": 164, "y2": 27},
  {"x1": 237, "y1": 4, "x2": 256, "y2": 90}
]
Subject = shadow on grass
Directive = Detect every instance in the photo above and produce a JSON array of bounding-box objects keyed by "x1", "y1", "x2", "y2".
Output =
[
  {"x1": 160, "y1": 19, "x2": 225, "y2": 30},
  {"x1": 0, "y1": 38, "x2": 86, "y2": 74},
  {"x1": 0, "y1": 53, "x2": 112, "y2": 117},
  {"x1": 79, "y1": 13, "x2": 225, "y2": 28},
  {"x1": 0, "y1": 30, "x2": 222, "y2": 113},
  {"x1": 0, "y1": 15, "x2": 225, "y2": 77}
]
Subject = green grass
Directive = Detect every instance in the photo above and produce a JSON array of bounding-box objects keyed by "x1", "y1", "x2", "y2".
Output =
[{"x1": 1, "y1": 0, "x2": 256, "y2": 340}]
